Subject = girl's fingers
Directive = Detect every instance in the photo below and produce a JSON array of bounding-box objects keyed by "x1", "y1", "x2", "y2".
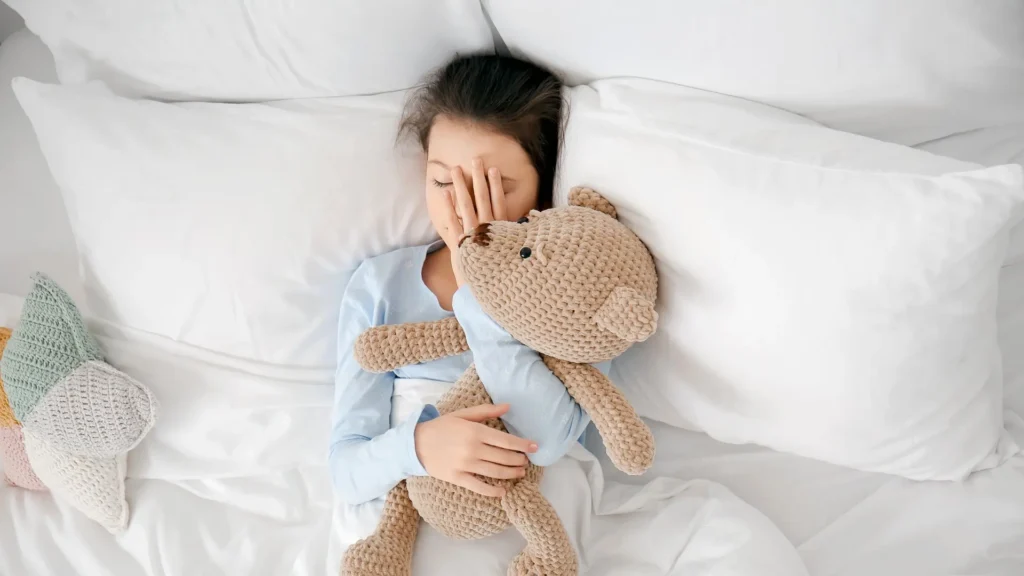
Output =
[
  {"x1": 451, "y1": 167, "x2": 478, "y2": 234},
  {"x1": 481, "y1": 426, "x2": 538, "y2": 454},
  {"x1": 467, "y1": 460, "x2": 526, "y2": 480},
  {"x1": 472, "y1": 159, "x2": 493, "y2": 222},
  {"x1": 452, "y1": 403, "x2": 510, "y2": 423},
  {"x1": 488, "y1": 167, "x2": 507, "y2": 221},
  {"x1": 441, "y1": 189, "x2": 463, "y2": 250},
  {"x1": 477, "y1": 444, "x2": 530, "y2": 467},
  {"x1": 454, "y1": 472, "x2": 505, "y2": 498}
]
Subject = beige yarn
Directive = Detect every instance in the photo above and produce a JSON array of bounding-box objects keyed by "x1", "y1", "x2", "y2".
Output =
[
  {"x1": 341, "y1": 482, "x2": 421, "y2": 576},
  {"x1": 542, "y1": 357, "x2": 654, "y2": 476},
  {"x1": 460, "y1": 188, "x2": 658, "y2": 364},
  {"x1": 22, "y1": 360, "x2": 157, "y2": 458},
  {"x1": 355, "y1": 317, "x2": 468, "y2": 374},
  {"x1": 343, "y1": 188, "x2": 657, "y2": 576}
]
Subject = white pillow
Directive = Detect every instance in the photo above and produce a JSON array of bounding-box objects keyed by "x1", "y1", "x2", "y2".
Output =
[
  {"x1": 6, "y1": 0, "x2": 494, "y2": 100},
  {"x1": 915, "y1": 123, "x2": 1024, "y2": 440},
  {"x1": 0, "y1": 29, "x2": 83, "y2": 304},
  {"x1": 13, "y1": 78, "x2": 435, "y2": 367},
  {"x1": 916, "y1": 123, "x2": 1024, "y2": 267},
  {"x1": 558, "y1": 79, "x2": 1024, "y2": 480},
  {"x1": 484, "y1": 0, "x2": 1024, "y2": 146}
]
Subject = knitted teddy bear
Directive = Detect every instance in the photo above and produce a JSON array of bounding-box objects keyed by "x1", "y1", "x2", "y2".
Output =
[{"x1": 343, "y1": 188, "x2": 659, "y2": 576}]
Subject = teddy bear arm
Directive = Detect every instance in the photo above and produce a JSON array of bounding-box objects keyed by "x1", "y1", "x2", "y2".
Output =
[
  {"x1": 541, "y1": 356, "x2": 655, "y2": 476},
  {"x1": 354, "y1": 317, "x2": 468, "y2": 373}
]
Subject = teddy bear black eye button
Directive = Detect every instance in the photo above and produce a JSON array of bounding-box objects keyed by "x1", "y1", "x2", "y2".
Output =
[
  {"x1": 516, "y1": 216, "x2": 529, "y2": 224},
  {"x1": 519, "y1": 246, "x2": 532, "y2": 259}
]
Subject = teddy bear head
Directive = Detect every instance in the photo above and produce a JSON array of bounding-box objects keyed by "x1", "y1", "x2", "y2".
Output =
[{"x1": 458, "y1": 188, "x2": 658, "y2": 364}]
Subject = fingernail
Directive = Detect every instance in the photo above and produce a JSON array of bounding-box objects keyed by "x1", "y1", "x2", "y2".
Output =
[
  {"x1": 529, "y1": 443, "x2": 538, "y2": 452},
  {"x1": 473, "y1": 158, "x2": 483, "y2": 167},
  {"x1": 489, "y1": 167, "x2": 499, "y2": 177}
]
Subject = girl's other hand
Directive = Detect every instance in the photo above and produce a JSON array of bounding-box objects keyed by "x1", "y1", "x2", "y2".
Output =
[
  {"x1": 438, "y1": 159, "x2": 508, "y2": 286},
  {"x1": 414, "y1": 403, "x2": 536, "y2": 498}
]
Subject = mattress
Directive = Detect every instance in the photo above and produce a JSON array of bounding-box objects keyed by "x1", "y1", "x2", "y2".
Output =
[{"x1": 3, "y1": 27, "x2": 1024, "y2": 576}]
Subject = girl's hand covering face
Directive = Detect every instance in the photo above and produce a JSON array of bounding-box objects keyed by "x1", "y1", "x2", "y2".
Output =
[{"x1": 438, "y1": 159, "x2": 508, "y2": 286}]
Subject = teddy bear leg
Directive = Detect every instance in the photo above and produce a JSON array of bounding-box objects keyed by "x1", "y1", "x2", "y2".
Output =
[
  {"x1": 341, "y1": 481, "x2": 420, "y2": 576},
  {"x1": 501, "y1": 480, "x2": 578, "y2": 576}
]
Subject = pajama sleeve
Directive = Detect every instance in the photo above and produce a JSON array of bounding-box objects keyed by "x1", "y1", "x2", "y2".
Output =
[{"x1": 328, "y1": 264, "x2": 438, "y2": 505}]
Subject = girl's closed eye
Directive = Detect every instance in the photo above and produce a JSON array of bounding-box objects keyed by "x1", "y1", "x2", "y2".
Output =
[{"x1": 434, "y1": 177, "x2": 515, "y2": 194}]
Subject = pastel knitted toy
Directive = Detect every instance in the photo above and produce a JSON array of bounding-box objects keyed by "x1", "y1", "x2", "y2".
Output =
[
  {"x1": 0, "y1": 327, "x2": 47, "y2": 490},
  {"x1": 0, "y1": 273, "x2": 158, "y2": 532},
  {"x1": 342, "y1": 188, "x2": 658, "y2": 576}
]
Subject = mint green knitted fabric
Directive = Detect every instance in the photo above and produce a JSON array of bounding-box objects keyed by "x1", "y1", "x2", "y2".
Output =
[
  {"x1": 0, "y1": 273, "x2": 104, "y2": 422},
  {"x1": 1, "y1": 273, "x2": 157, "y2": 532}
]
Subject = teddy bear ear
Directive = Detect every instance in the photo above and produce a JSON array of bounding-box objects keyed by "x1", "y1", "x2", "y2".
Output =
[
  {"x1": 594, "y1": 287, "x2": 658, "y2": 343},
  {"x1": 569, "y1": 187, "x2": 618, "y2": 219}
]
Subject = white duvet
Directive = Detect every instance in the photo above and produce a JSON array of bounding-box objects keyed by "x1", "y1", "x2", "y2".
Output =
[{"x1": 0, "y1": 296, "x2": 807, "y2": 576}]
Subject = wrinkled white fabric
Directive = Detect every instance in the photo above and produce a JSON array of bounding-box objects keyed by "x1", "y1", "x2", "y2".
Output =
[{"x1": 5, "y1": 0, "x2": 493, "y2": 100}]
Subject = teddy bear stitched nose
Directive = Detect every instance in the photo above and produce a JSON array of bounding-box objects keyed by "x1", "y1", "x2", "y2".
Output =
[{"x1": 459, "y1": 222, "x2": 492, "y2": 248}]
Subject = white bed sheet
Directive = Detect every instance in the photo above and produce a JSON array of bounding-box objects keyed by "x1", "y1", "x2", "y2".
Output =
[
  {"x1": 588, "y1": 419, "x2": 1024, "y2": 576},
  {"x1": 0, "y1": 295, "x2": 809, "y2": 576},
  {"x1": 3, "y1": 25, "x2": 1024, "y2": 576}
]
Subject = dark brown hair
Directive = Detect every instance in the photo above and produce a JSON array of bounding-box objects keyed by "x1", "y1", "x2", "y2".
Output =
[{"x1": 400, "y1": 53, "x2": 565, "y2": 210}]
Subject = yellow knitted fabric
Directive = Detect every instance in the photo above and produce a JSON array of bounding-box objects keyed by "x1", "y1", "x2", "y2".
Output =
[
  {"x1": 343, "y1": 188, "x2": 657, "y2": 576},
  {"x1": 0, "y1": 328, "x2": 18, "y2": 428}
]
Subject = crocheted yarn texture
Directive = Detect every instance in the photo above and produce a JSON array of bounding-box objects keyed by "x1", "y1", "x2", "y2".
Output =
[
  {"x1": 0, "y1": 273, "x2": 158, "y2": 532},
  {"x1": 0, "y1": 327, "x2": 46, "y2": 490},
  {"x1": 342, "y1": 188, "x2": 658, "y2": 576}
]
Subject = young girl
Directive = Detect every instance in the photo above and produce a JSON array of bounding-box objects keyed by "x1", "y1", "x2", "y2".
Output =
[{"x1": 329, "y1": 54, "x2": 610, "y2": 505}]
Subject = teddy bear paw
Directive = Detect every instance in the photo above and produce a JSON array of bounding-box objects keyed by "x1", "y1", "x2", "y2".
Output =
[
  {"x1": 507, "y1": 551, "x2": 577, "y2": 576},
  {"x1": 341, "y1": 536, "x2": 412, "y2": 576}
]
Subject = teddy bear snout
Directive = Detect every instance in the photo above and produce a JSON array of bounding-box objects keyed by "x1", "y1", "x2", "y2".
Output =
[{"x1": 458, "y1": 222, "x2": 492, "y2": 248}]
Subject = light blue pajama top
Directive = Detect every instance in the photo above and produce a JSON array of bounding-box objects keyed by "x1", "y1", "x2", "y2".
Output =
[{"x1": 329, "y1": 242, "x2": 610, "y2": 505}]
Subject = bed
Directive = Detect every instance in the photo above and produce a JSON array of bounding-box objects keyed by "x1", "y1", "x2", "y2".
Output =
[{"x1": 2, "y1": 4, "x2": 1024, "y2": 574}]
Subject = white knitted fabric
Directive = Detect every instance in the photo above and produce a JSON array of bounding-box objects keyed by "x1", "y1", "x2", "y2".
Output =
[
  {"x1": 22, "y1": 360, "x2": 157, "y2": 458},
  {"x1": 22, "y1": 428, "x2": 129, "y2": 533}
]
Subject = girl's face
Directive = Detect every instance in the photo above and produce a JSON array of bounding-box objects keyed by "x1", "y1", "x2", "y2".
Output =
[{"x1": 424, "y1": 115, "x2": 540, "y2": 238}]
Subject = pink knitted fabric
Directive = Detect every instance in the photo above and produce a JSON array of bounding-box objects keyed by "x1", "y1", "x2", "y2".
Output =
[
  {"x1": 1, "y1": 326, "x2": 46, "y2": 490},
  {"x1": 0, "y1": 426, "x2": 46, "y2": 490}
]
